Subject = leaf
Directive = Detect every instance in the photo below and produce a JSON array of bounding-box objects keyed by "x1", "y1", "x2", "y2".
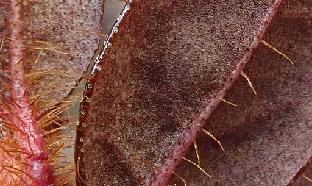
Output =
[
  {"x1": 172, "y1": 1, "x2": 312, "y2": 185},
  {"x1": 76, "y1": 0, "x2": 285, "y2": 185}
]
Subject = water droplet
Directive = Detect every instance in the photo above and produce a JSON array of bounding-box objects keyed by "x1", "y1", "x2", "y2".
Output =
[
  {"x1": 85, "y1": 96, "x2": 91, "y2": 103},
  {"x1": 87, "y1": 83, "x2": 93, "y2": 89},
  {"x1": 117, "y1": 15, "x2": 122, "y2": 21},
  {"x1": 113, "y1": 27, "x2": 118, "y2": 33},
  {"x1": 95, "y1": 65, "x2": 102, "y2": 71},
  {"x1": 81, "y1": 110, "x2": 86, "y2": 116}
]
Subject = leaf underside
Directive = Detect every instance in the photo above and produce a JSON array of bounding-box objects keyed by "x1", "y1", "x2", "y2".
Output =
[
  {"x1": 76, "y1": 0, "x2": 295, "y2": 185},
  {"x1": 173, "y1": 0, "x2": 312, "y2": 185}
]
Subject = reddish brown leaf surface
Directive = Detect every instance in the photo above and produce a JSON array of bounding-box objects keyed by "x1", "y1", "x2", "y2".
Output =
[
  {"x1": 22, "y1": 0, "x2": 105, "y2": 111},
  {"x1": 172, "y1": 1, "x2": 312, "y2": 185},
  {"x1": 1, "y1": 0, "x2": 104, "y2": 113},
  {"x1": 289, "y1": 157, "x2": 312, "y2": 185},
  {"x1": 77, "y1": 0, "x2": 285, "y2": 185}
]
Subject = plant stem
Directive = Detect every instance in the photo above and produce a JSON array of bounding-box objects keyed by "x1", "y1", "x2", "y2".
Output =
[{"x1": 8, "y1": 0, "x2": 54, "y2": 185}]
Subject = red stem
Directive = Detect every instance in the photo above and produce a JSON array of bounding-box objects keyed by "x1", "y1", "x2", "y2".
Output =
[
  {"x1": 8, "y1": 0, "x2": 53, "y2": 185},
  {"x1": 150, "y1": 0, "x2": 285, "y2": 185}
]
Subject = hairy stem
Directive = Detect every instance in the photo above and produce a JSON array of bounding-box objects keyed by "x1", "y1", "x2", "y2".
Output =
[{"x1": 8, "y1": 0, "x2": 53, "y2": 185}]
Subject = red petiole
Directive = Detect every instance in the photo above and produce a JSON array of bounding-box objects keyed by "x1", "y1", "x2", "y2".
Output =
[{"x1": 5, "y1": 0, "x2": 54, "y2": 185}]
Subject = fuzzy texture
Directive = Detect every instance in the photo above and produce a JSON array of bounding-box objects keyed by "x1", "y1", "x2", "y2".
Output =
[
  {"x1": 22, "y1": 0, "x2": 104, "y2": 111},
  {"x1": 0, "y1": 1, "x2": 53, "y2": 185},
  {"x1": 76, "y1": 0, "x2": 284, "y2": 185},
  {"x1": 289, "y1": 157, "x2": 312, "y2": 185},
  {"x1": 0, "y1": 0, "x2": 104, "y2": 185},
  {"x1": 172, "y1": 1, "x2": 312, "y2": 185}
]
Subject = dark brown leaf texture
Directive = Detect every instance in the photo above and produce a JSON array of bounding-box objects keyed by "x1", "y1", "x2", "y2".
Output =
[
  {"x1": 2, "y1": 0, "x2": 311, "y2": 185},
  {"x1": 77, "y1": 0, "x2": 290, "y2": 185},
  {"x1": 173, "y1": 0, "x2": 312, "y2": 185}
]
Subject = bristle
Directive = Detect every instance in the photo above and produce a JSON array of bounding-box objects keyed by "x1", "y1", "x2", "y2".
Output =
[
  {"x1": 240, "y1": 71, "x2": 257, "y2": 96},
  {"x1": 303, "y1": 175, "x2": 312, "y2": 183},
  {"x1": 194, "y1": 141, "x2": 200, "y2": 165},
  {"x1": 220, "y1": 98, "x2": 239, "y2": 107},
  {"x1": 0, "y1": 0, "x2": 99, "y2": 184},
  {"x1": 182, "y1": 157, "x2": 211, "y2": 178},
  {"x1": 202, "y1": 129, "x2": 225, "y2": 152},
  {"x1": 261, "y1": 40, "x2": 294, "y2": 64},
  {"x1": 173, "y1": 172, "x2": 187, "y2": 186}
]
